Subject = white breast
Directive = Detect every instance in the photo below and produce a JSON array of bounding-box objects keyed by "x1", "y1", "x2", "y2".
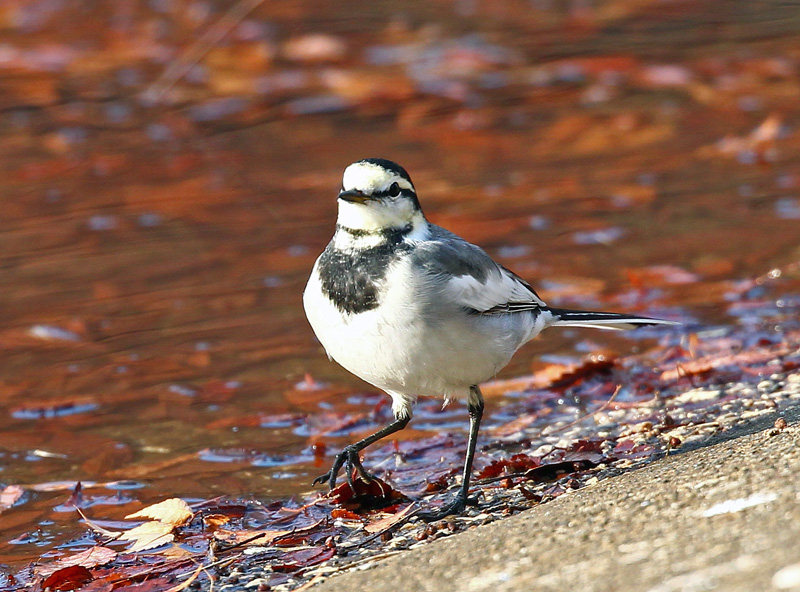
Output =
[{"x1": 303, "y1": 254, "x2": 548, "y2": 413}]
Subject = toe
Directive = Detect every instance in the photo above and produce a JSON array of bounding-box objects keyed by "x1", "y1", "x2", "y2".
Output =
[{"x1": 418, "y1": 496, "x2": 468, "y2": 522}]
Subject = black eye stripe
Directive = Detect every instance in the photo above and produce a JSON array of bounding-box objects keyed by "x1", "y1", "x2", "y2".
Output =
[{"x1": 373, "y1": 186, "x2": 416, "y2": 198}]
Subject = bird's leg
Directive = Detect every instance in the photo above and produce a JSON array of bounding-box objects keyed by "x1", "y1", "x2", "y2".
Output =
[
  {"x1": 419, "y1": 386, "x2": 484, "y2": 521},
  {"x1": 312, "y1": 416, "x2": 410, "y2": 491}
]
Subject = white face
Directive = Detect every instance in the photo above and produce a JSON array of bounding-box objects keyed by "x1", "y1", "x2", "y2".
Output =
[{"x1": 337, "y1": 161, "x2": 420, "y2": 232}]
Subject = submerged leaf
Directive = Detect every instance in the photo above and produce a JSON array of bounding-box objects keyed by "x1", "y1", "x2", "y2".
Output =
[
  {"x1": 40, "y1": 565, "x2": 93, "y2": 591},
  {"x1": 37, "y1": 546, "x2": 117, "y2": 578}
]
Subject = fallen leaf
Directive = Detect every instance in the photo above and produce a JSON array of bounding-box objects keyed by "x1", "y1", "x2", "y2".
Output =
[
  {"x1": 477, "y1": 453, "x2": 541, "y2": 479},
  {"x1": 330, "y1": 508, "x2": 361, "y2": 520},
  {"x1": 40, "y1": 565, "x2": 93, "y2": 591},
  {"x1": 118, "y1": 521, "x2": 175, "y2": 553},
  {"x1": 202, "y1": 513, "x2": 230, "y2": 529},
  {"x1": 125, "y1": 498, "x2": 193, "y2": 526},
  {"x1": 328, "y1": 474, "x2": 405, "y2": 509},
  {"x1": 28, "y1": 481, "x2": 98, "y2": 492},
  {"x1": 560, "y1": 440, "x2": 605, "y2": 463},
  {"x1": 0, "y1": 485, "x2": 24, "y2": 511},
  {"x1": 364, "y1": 503, "x2": 417, "y2": 533},
  {"x1": 37, "y1": 547, "x2": 118, "y2": 578},
  {"x1": 272, "y1": 547, "x2": 336, "y2": 572}
]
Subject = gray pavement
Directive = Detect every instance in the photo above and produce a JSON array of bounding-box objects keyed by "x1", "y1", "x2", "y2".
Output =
[{"x1": 313, "y1": 405, "x2": 800, "y2": 592}]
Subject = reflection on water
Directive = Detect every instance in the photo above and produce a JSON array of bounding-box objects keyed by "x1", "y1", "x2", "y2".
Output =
[{"x1": 2, "y1": 0, "x2": 800, "y2": 567}]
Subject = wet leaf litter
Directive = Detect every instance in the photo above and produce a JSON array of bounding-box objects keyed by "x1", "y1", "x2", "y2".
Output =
[
  {"x1": 8, "y1": 296, "x2": 800, "y2": 590},
  {"x1": 1, "y1": 0, "x2": 800, "y2": 588}
]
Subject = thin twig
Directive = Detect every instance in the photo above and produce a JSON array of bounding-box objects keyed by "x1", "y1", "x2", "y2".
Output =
[
  {"x1": 546, "y1": 384, "x2": 622, "y2": 435},
  {"x1": 143, "y1": 0, "x2": 266, "y2": 104},
  {"x1": 174, "y1": 553, "x2": 244, "y2": 581},
  {"x1": 290, "y1": 573, "x2": 327, "y2": 592},
  {"x1": 216, "y1": 531, "x2": 271, "y2": 553},
  {"x1": 473, "y1": 471, "x2": 532, "y2": 486},
  {"x1": 166, "y1": 563, "x2": 204, "y2": 592},
  {"x1": 337, "y1": 504, "x2": 420, "y2": 551}
]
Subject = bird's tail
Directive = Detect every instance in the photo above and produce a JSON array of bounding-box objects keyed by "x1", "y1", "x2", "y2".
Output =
[{"x1": 546, "y1": 307, "x2": 679, "y2": 331}]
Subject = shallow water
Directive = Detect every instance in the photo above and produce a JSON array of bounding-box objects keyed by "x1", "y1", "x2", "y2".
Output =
[{"x1": 1, "y1": 0, "x2": 800, "y2": 568}]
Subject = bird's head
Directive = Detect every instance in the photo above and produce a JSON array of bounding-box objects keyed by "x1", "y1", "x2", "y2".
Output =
[{"x1": 336, "y1": 158, "x2": 425, "y2": 232}]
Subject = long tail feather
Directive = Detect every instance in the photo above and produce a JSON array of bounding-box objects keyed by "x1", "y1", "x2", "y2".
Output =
[{"x1": 547, "y1": 307, "x2": 679, "y2": 331}]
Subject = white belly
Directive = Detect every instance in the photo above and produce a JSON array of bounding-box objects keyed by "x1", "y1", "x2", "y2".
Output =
[{"x1": 303, "y1": 257, "x2": 543, "y2": 403}]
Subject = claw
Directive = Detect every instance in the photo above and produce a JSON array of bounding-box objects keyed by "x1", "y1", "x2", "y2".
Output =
[
  {"x1": 312, "y1": 445, "x2": 371, "y2": 491},
  {"x1": 311, "y1": 473, "x2": 329, "y2": 487},
  {"x1": 417, "y1": 493, "x2": 479, "y2": 522},
  {"x1": 355, "y1": 462, "x2": 376, "y2": 483}
]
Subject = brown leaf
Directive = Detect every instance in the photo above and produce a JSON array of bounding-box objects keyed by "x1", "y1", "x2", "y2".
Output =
[
  {"x1": 364, "y1": 503, "x2": 417, "y2": 534},
  {"x1": 202, "y1": 513, "x2": 230, "y2": 529},
  {"x1": 125, "y1": 498, "x2": 193, "y2": 526},
  {"x1": 37, "y1": 547, "x2": 118, "y2": 578}
]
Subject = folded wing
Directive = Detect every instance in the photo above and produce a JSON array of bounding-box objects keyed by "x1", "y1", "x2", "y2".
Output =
[{"x1": 414, "y1": 225, "x2": 545, "y2": 314}]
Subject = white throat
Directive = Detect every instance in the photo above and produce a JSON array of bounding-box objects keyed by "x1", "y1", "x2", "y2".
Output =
[
  {"x1": 334, "y1": 205, "x2": 429, "y2": 249},
  {"x1": 335, "y1": 199, "x2": 422, "y2": 231}
]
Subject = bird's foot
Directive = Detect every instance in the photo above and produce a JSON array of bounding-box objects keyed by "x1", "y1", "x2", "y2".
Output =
[
  {"x1": 416, "y1": 492, "x2": 480, "y2": 522},
  {"x1": 312, "y1": 445, "x2": 375, "y2": 491}
]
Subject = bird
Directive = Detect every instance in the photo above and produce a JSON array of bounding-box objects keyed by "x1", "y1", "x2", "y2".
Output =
[{"x1": 303, "y1": 158, "x2": 677, "y2": 520}]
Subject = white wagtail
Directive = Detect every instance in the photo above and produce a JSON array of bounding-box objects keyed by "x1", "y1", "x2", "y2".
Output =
[{"x1": 303, "y1": 158, "x2": 677, "y2": 520}]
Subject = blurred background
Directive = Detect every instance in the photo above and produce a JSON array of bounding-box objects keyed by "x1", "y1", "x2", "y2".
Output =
[{"x1": 1, "y1": 0, "x2": 800, "y2": 566}]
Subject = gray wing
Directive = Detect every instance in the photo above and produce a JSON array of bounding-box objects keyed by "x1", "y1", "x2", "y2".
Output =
[{"x1": 412, "y1": 225, "x2": 546, "y2": 314}]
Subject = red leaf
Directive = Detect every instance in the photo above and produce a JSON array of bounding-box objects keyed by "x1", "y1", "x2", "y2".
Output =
[
  {"x1": 476, "y1": 454, "x2": 541, "y2": 479},
  {"x1": 424, "y1": 472, "x2": 451, "y2": 492},
  {"x1": 330, "y1": 508, "x2": 360, "y2": 520},
  {"x1": 613, "y1": 440, "x2": 655, "y2": 459},
  {"x1": 41, "y1": 565, "x2": 93, "y2": 591},
  {"x1": 273, "y1": 535, "x2": 310, "y2": 547},
  {"x1": 328, "y1": 475, "x2": 404, "y2": 510},
  {"x1": 560, "y1": 440, "x2": 605, "y2": 463}
]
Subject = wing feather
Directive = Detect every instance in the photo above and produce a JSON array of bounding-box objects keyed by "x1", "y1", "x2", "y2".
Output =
[{"x1": 412, "y1": 225, "x2": 544, "y2": 314}]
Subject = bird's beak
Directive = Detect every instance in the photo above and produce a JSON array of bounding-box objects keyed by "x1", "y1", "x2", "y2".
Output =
[{"x1": 338, "y1": 189, "x2": 372, "y2": 204}]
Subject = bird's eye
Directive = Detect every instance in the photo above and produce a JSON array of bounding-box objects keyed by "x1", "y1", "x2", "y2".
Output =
[{"x1": 388, "y1": 182, "x2": 401, "y2": 197}]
